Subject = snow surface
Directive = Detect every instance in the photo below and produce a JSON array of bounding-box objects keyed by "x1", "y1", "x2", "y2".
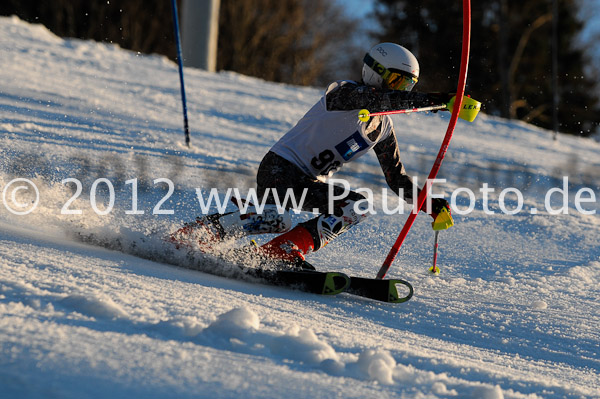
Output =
[{"x1": 1, "y1": 16, "x2": 599, "y2": 398}]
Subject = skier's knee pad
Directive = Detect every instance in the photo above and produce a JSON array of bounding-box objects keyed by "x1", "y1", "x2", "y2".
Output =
[
  {"x1": 217, "y1": 205, "x2": 292, "y2": 237},
  {"x1": 303, "y1": 197, "x2": 369, "y2": 250}
]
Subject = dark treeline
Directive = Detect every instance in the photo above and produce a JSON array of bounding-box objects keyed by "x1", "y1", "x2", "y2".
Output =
[
  {"x1": 1, "y1": 0, "x2": 598, "y2": 136},
  {"x1": 0, "y1": 0, "x2": 178, "y2": 57},
  {"x1": 217, "y1": 0, "x2": 360, "y2": 87},
  {"x1": 372, "y1": 0, "x2": 600, "y2": 136},
  {"x1": 0, "y1": 0, "x2": 360, "y2": 86}
]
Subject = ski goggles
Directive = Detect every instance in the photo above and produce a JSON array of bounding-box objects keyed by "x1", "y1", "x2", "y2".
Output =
[{"x1": 363, "y1": 53, "x2": 418, "y2": 91}]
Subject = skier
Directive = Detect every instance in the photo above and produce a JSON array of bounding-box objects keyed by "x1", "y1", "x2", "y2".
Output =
[{"x1": 172, "y1": 43, "x2": 453, "y2": 268}]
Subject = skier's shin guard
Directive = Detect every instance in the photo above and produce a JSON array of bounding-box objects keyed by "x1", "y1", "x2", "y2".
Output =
[
  {"x1": 301, "y1": 199, "x2": 369, "y2": 251},
  {"x1": 176, "y1": 205, "x2": 291, "y2": 245}
]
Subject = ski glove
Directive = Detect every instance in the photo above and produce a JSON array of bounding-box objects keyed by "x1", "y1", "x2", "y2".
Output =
[
  {"x1": 427, "y1": 93, "x2": 455, "y2": 107},
  {"x1": 428, "y1": 198, "x2": 454, "y2": 231},
  {"x1": 429, "y1": 198, "x2": 451, "y2": 220}
]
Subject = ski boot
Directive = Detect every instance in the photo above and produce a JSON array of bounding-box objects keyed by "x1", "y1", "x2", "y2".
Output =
[{"x1": 259, "y1": 226, "x2": 316, "y2": 271}]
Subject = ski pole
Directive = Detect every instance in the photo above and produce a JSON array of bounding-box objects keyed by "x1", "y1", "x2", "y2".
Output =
[
  {"x1": 429, "y1": 230, "x2": 441, "y2": 275},
  {"x1": 358, "y1": 105, "x2": 447, "y2": 122},
  {"x1": 358, "y1": 95, "x2": 481, "y2": 124},
  {"x1": 170, "y1": 0, "x2": 191, "y2": 147}
]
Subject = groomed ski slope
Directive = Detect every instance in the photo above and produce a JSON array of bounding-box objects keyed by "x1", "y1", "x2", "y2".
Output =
[{"x1": 1, "y1": 16, "x2": 599, "y2": 399}]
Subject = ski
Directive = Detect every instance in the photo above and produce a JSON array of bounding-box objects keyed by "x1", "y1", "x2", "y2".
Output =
[
  {"x1": 166, "y1": 221, "x2": 411, "y2": 301},
  {"x1": 289, "y1": 260, "x2": 412, "y2": 302},
  {"x1": 246, "y1": 268, "x2": 350, "y2": 296},
  {"x1": 244, "y1": 265, "x2": 413, "y2": 302},
  {"x1": 346, "y1": 276, "x2": 413, "y2": 303},
  {"x1": 73, "y1": 228, "x2": 406, "y2": 302}
]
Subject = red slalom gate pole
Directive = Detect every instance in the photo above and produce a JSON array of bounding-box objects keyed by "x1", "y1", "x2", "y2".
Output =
[{"x1": 376, "y1": 0, "x2": 471, "y2": 280}]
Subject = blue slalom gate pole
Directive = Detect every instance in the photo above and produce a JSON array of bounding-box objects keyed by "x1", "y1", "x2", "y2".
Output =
[{"x1": 170, "y1": 0, "x2": 191, "y2": 147}]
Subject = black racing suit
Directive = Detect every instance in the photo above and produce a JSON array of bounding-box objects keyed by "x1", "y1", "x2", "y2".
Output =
[{"x1": 257, "y1": 81, "x2": 443, "y2": 250}]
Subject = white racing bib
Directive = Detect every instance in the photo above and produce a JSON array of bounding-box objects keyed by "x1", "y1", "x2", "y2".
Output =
[{"x1": 270, "y1": 81, "x2": 394, "y2": 181}]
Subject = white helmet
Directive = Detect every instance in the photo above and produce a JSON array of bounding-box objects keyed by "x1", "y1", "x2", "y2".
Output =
[{"x1": 362, "y1": 43, "x2": 420, "y2": 91}]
